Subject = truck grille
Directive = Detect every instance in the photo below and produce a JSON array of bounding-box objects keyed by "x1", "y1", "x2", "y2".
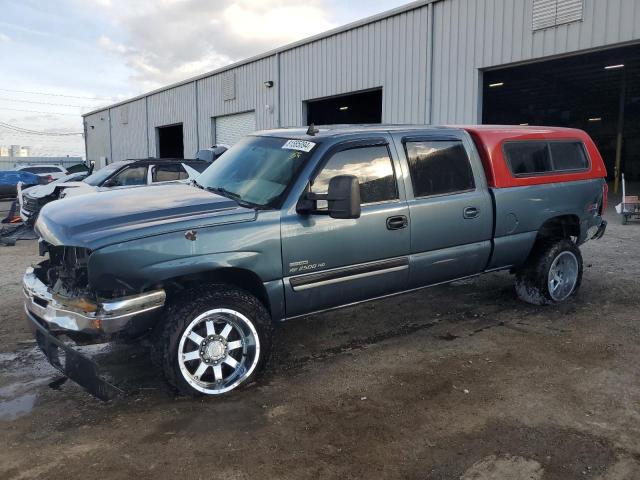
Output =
[{"x1": 23, "y1": 196, "x2": 39, "y2": 212}]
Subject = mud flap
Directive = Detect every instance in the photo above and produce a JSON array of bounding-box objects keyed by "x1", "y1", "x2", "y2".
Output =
[
  {"x1": 591, "y1": 220, "x2": 607, "y2": 240},
  {"x1": 29, "y1": 312, "x2": 123, "y2": 401}
]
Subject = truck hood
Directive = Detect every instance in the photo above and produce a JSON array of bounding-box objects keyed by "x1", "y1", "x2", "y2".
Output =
[
  {"x1": 36, "y1": 183, "x2": 256, "y2": 250},
  {"x1": 24, "y1": 181, "x2": 86, "y2": 199}
]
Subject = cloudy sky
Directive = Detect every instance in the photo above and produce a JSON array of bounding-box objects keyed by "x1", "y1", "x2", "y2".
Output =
[{"x1": 0, "y1": 0, "x2": 409, "y2": 158}]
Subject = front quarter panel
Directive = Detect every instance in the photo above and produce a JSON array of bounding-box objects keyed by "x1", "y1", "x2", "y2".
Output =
[{"x1": 88, "y1": 210, "x2": 283, "y2": 293}]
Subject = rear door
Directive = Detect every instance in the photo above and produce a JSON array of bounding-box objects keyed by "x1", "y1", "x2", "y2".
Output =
[
  {"x1": 281, "y1": 136, "x2": 410, "y2": 317},
  {"x1": 392, "y1": 131, "x2": 493, "y2": 288}
]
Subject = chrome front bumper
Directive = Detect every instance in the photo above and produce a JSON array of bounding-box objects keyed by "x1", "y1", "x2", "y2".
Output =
[{"x1": 23, "y1": 267, "x2": 166, "y2": 336}]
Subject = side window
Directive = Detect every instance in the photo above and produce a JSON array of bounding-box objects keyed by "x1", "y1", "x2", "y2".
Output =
[
  {"x1": 311, "y1": 145, "x2": 398, "y2": 205},
  {"x1": 152, "y1": 164, "x2": 187, "y2": 182},
  {"x1": 108, "y1": 166, "x2": 148, "y2": 187},
  {"x1": 504, "y1": 142, "x2": 552, "y2": 175},
  {"x1": 404, "y1": 140, "x2": 475, "y2": 197},
  {"x1": 549, "y1": 141, "x2": 589, "y2": 171}
]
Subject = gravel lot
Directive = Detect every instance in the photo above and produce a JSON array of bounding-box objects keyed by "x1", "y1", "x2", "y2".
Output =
[{"x1": 1, "y1": 198, "x2": 639, "y2": 479}]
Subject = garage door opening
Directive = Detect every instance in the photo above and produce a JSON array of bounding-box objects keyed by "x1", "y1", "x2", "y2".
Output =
[
  {"x1": 482, "y1": 43, "x2": 640, "y2": 187},
  {"x1": 157, "y1": 124, "x2": 184, "y2": 158},
  {"x1": 306, "y1": 89, "x2": 382, "y2": 125}
]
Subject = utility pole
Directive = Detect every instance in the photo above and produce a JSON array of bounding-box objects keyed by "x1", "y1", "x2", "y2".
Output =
[{"x1": 613, "y1": 70, "x2": 626, "y2": 194}]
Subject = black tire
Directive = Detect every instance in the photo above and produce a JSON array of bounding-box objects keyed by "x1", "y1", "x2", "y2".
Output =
[
  {"x1": 622, "y1": 214, "x2": 628, "y2": 225},
  {"x1": 154, "y1": 284, "x2": 272, "y2": 397},
  {"x1": 515, "y1": 239, "x2": 583, "y2": 306}
]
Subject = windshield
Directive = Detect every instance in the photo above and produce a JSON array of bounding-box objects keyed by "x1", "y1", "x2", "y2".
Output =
[
  {"x1": 196, "y1": 136, "x2": 315, "y2": 208},
  {"x1": 83, "y1": 162, "x2": 130, "y2": 186}
]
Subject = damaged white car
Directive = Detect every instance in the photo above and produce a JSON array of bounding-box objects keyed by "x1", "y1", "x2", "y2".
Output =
[{"x1": 20, "y1": 158, "x2": 209, "y2": 225}]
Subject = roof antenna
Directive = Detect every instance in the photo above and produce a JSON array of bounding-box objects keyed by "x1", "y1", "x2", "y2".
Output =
[{"x1": 306, "y1": 123, "x2": 319, "y2": 136}]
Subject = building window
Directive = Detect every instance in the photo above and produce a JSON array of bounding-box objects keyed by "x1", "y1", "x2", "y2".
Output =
[
  {"x1": 312, "y1": 146, "x2": 398, "y2": 205},
  {"x1": 532, "y1": 0, "x2": 584, "y2": 31},
  {"x1": 404, "y1": 140, "x2": 475, "y2": 197}
]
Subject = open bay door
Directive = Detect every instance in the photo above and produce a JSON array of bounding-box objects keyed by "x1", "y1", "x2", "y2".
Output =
[{"x1": 214, "y1": 111, "x2": 257, "y2": 146}]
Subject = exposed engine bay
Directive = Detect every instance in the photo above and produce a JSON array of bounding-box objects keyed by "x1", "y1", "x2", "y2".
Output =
[{"x1": 36, "y1": 244, "x2": 92, "y2": 298}]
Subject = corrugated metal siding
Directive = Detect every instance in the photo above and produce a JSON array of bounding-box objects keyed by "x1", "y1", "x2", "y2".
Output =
[
  {"x1": 197, "y1": 56, "x2": 277, "y2": 149},
  {"x1": 84, "y1": 110, "x2": 111, "y2": 167},
  {"x1": 110, "y1": 98, "x2": 148, "y2": 161},
  {"x1": 279, "y1": 5, "x2": 430, "y2": 126},
  {"x1": 147, "y1": 83, "x2": 198, "y2": 158},
  {"x1": 431, "y1": 0, "x2": 640, "y2": 123}
]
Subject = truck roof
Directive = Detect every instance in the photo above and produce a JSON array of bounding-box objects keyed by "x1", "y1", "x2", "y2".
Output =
[
  {"x1": 255, "y1": 124, "x2": 457, "y2": 139},
  {"x1": 255, "y1": 124, "x2": 607, "y2": 188}
]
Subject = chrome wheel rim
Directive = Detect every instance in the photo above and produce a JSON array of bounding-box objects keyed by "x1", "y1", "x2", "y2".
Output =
[
  {"x1": 178, "y1": 308, "x2": 260, "y2": 395},
  {"x1": 547, "y1": 251, "x2": 579, "y2": 301}
]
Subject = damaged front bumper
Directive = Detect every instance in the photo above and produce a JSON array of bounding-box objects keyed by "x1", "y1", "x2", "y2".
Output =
[
  {"x1": 26, "y1": 310, "x2": 123, "y2": 400},
  {"x1": 23, "y1": 267, "x2": 166, "y2": 400},
  {"x1": 23, "y1": 267, "x2": 166, "y2": 336}
]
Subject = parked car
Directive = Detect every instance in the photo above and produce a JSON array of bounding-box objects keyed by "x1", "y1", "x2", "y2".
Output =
[
  {"x1": 15, "y1": 164, "x2": 68, "y2": 182},
  {"x1": 18, "y1": 172, "x2": 90, "y2": 225},
  {"x1": 195, "y1": 144, "x2": 229, "y2": 162},
  {"x1": 60, "y1": 158, "x2": 209, "y2": 199},
  {"x1": 24, "y1": 125, "x2": 607, "y2": 399},
  {"x1": 0, "y1": 171, "x2": 45, "y2": 199}
]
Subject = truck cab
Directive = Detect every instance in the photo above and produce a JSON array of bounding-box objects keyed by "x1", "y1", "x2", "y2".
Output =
[{"x1": 24, "y1": 125, "x2": 607, "y2": 398}]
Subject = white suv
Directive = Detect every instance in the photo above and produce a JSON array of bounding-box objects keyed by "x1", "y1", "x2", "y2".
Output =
[{"x1": 15, "y1": 164, "x2": 68, "y2": 182}]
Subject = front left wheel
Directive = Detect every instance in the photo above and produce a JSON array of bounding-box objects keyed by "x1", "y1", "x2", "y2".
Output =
[{"x1": 156, "y1": 285, "x2": 272, "y2": 397}]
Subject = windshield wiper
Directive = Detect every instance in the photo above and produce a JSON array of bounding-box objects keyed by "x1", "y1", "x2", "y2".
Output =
[
  {"x1": 191, "y1": 179, "x2": 204, "y2": 190},
  {"x1": 205, "y1": 186, "x2": 262, "y2": 209}
]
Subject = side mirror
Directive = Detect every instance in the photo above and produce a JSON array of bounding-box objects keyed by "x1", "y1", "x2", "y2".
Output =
[
  {"x1": 327, "y1": 175, "x2": 361, "y2": 219},
  {"x1": 297, "y1": 174, "x2": 361, "y2": 219}
]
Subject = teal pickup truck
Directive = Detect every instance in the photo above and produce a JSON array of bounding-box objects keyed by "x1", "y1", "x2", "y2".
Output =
[{"x1": 24, "y1": 125, "x2": 607, "y2": 398}]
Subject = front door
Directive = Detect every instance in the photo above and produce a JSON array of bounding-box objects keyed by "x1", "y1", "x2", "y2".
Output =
[{"x1": 281, "y1": 138, "x2": 410, "y2": 317}]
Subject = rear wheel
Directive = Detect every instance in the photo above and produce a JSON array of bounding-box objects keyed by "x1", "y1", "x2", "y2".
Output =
[
  {"x1": 515, "y1": 239, "x2": 583, "y2": 305},
  {"x1": 156, "y1": 285, "x2": 272, "y2": 396}
]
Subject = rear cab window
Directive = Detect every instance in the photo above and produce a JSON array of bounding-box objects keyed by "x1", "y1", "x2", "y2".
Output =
[
  {"x1": 404, "y1": 139, "x2": 475, "y2": 197},
  {"x1": 503, "y1": 140, "x2": 590, "y2": 177}
]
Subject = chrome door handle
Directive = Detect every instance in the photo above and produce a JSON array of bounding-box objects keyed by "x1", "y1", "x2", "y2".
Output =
[
  {"x1": 386, "y1": 215, "x2": 408, "y2": 230},
  {"x1": 463, "y1": 207, "x2": 480, "y2": 219}
]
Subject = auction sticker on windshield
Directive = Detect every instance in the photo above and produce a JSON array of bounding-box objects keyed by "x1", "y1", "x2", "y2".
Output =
[{"x1": 282, "y1": 139, "x2": 316, "y2": 152}]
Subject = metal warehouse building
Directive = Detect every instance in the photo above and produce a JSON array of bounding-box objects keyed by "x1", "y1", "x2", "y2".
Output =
[{"x1": 83, "y1": 0, "x2": 640, "y2": 182}]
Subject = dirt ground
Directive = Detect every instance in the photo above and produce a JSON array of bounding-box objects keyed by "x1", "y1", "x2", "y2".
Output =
[{"x1": 1, "y1": 199, "x2": 639, "y2": 480}]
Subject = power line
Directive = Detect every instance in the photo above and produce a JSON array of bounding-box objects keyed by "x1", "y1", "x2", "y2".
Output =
[
  {"x1": 0, "y1": 96, "x2": 90, "y2": 108},
  {"x1": 0, "y1": 107, "x2": 80, "y2": 116},
  {"x1": 0, "y1": 88, "x2": 115, "y2": 101},
  {"x1": 0, "y1": 121, "x2": 83, "y2": 136}
]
